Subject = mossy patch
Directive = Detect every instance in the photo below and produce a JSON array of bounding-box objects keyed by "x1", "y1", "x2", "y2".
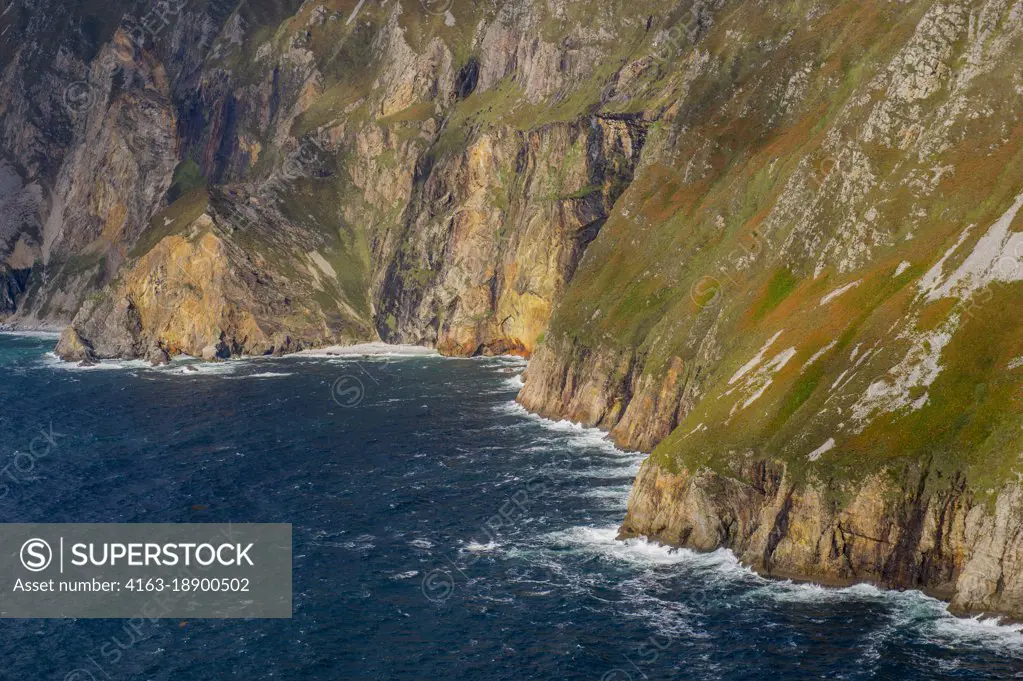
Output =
[
  {"x1": 752, "y1": 268, "x2": 800, "y2": 321},
  {"x1": 131, "y1": 188, "x2": 210, "y2": 259},
  {"x1": 167, "y1": 160, "x2": 207, "y2": 204}
]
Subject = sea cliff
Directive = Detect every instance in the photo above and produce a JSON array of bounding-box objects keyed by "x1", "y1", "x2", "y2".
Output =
[{"x1": 2, "y1": 0, "x2": 1023, "y2": 616}]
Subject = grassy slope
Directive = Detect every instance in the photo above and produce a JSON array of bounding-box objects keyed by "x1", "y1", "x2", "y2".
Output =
[{"x1": 539, "y1": 0, "x2": 1023, "y2": 501}]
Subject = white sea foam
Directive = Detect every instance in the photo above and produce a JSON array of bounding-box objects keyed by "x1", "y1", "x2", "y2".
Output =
[
  {"x1": 556, "y1": 526, "x2": 1023, "y2": 652},
  {"x1": 35, "y1": 339, "x2": 443, "y2": 375},
  {"x1": 289, "y1": 342, "x2": 438, "y2": 358},
  {"x1": 929, "y1": 611, "x2": 1023, "y2": 654},
  {"x1": 747, "y1": 571, "x2": 1023, "y2": 653},
  {"x1": 234, "y1": 371, "x2": 293, "y2": 379},
  {"x1": 465, "y1": 540, "x2": 501, "y2": 553},
  {"x1": 570, "y1": 459, "x2": 643, "y2": 480},
  {"x1": 0, "y1": 329, "x2": 62, "y2": 339},
  {"x1": 37, "y1": 352, "x2": 254, "y2": 375},
  {"x1": 158, "y1": 361, "x2": 242, "y2": 376},
  {"x1": 581, "y1": 484, "x2": 634, "y2": 501},
  {"x1": 502, "y1": 374, "x2": 525, "y2": 390},
  {"x1": 478, "y1": 355, "x2": 529, "y2": 368},
  {"x1": 39, "y1": 352, "x2": 151, "y2": 372},
  {"x1": 751, "y1": 579, "x2": 882, "y2": 604},
  {"x1": 582, "y1": 497, "x2": 632, "y2": 511},
  {"x1": 515, "y1": 519, "x2": 1023, "y2": 654},
  {"x1": 547, "y1": 526, "x2": 744, "y2": 572},
  {"x1": 492, "y1": 400, "x2": 631, "y2": 457},
  {"x1": 500, "y1": 528, "x2": 704, "y2": 639}
]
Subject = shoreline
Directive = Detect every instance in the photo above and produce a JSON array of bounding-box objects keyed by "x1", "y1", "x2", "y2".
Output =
[
  {"x1": 0, "y1": 321, "x2": 66, "y2": 336},
  {"x1": 20, "y1": 334, "x2": 531, "y2": 369},
  {"x1": 47, "y1": 334, "x2": 530, "y2": 366},
  {"x1": 7, "y1": 331, "x2": 1022, "y2": 627},
  {"x1": 288, "y1": 342, "x2": 440, "y2": 358}
]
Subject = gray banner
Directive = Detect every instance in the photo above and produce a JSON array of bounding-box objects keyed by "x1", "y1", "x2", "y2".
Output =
[{"x1": 0, "y1": 524, "x2": 291, "y2": 618}]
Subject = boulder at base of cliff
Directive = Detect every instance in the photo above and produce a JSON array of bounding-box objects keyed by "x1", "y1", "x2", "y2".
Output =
[
  {"x1": 146, "y1": 341, "x2": 170, "y2": 367},
  {"x1": 55, "y1": 327, "x2": 97, "y2": 363},
  {"x1": 201, "y1": 341, "x2": 230, "y2": 361}
]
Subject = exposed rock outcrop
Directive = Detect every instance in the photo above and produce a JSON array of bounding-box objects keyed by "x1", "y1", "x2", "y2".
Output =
[
  {"x1": 378, "y1": 116, "x2": 647, "y2": 356},
  {"x1": 54, "y1": 326, "x2": 97, "y2": 364},
  {"x1": 4, "y1": 0, "x2": 1023, "y2": 619},
  {"x1": 57, "y1": 191, "x2": 377, "y2": 359},
  {"x1": 517, "y1": 0, "x2": 1023, "y2": 618},
  {"x1": 620, "y1": 459, "x2": 1023, "y2": 618}
]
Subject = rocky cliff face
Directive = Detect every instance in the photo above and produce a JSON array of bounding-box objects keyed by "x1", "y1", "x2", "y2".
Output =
[
  {"x1": 378, "y1": 115, "x2": 646, "y2": 356},
  {"x1": 0, "y1": 160, "x2": 40, "y2": 317},
  {"x1": 5, "y1": 0, "x2": 1023, "y2": 617},
  {"x1": 55, "y1": 187, "x2": 377, "y2": 362},
  {"x1": 6, "y1": 0, "x2": 654, "y2": 359},
  {"x1": 516, "y1": 0, "x2": 1023, "y2": 616},
  {"x1": 620, "y1": 459, "x2": 1023, "y2": 618}
]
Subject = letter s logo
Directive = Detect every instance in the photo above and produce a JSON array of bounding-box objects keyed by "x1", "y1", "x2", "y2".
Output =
[
  {"x1": 331, "y1": 376, "x2": 365, "y2": 409},
  {"x1": 64, "y1": 670, "x2": 98, "y2": 681},
  {"x1": 20, "y1": 538, "x2": 52, "y2": 572}
]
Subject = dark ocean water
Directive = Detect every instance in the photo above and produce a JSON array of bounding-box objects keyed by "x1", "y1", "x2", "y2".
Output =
[{"x1": 0, "y1": 332, "x2": 1021, "y2": 680}]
